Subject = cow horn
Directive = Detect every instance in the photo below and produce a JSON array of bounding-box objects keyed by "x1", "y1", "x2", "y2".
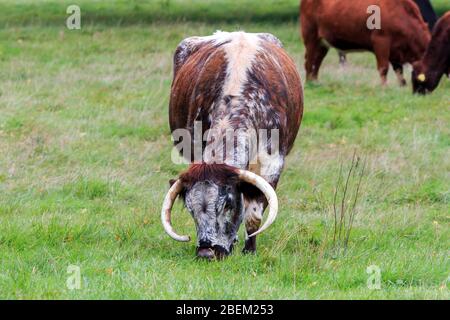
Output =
[
  {"x1": 161, "y1": 179, "x2": 191, "y2": 242},
  {"x1": 238, "y1": 170, "x2": 278, "y2": 238}
]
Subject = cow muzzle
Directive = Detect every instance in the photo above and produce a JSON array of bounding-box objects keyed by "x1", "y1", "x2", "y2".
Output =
[{"x1": 196, "y1": 245, "x2": 230, "y2": 260}]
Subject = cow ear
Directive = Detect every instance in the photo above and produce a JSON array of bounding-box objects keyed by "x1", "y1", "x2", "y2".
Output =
[
  {"x1": 417, "y1": 73, "x2": 426, "y2": 82},
  {"x1": 411, "y1": 60, "x2": 422, "y2": 71},
  {"x1": 169, "y1": 179, "x2": 177, "y2": 187},
  {"x1": 238, "y1": 181, "x2": 262, "y2": 199}
]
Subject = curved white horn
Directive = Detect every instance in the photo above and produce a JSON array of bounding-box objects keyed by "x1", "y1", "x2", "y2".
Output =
[
  {"x1": 237, "y1": 170, "x2": 278, "y2": 238},
  {"x1": 161, "y1": 180, "x2": 191, "y2": 242}
]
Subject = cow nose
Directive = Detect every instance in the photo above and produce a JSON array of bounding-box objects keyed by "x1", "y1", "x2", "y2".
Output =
[{"x1": 197, "y1": 247, "x2": 215, "y2": 260}]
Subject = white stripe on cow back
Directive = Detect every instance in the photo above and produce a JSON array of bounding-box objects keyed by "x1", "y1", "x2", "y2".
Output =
[
  {"x1": 198, "y1": 32, "x2": 283, "y2": 235},
  {"x1": 203, "y1": 32, "x2": 262, "y2": 168},
  {"x1": 221, "y1": 32, "x2": 260, "y2": 97},
  {"x1": 183, "y1": 31, "x2": 261, "y2": 97}
]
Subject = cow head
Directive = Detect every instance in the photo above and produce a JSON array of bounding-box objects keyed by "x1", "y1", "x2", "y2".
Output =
[
  {"x1": 412, "y1": 61, "x2": 429, "y2": 94},
  {"x1": 161, "y1": 163, "x2": 278, "y2": 260},
  {"x1": 411, "y1": 61, "x2": 442, "y2": 94}
]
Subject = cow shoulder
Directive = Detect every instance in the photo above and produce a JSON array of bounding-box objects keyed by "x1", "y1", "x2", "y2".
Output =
[
  {"x1": 173, "y1": 32, "x2": 232, "y2": 77},
  {"x1": 173, "y1": 37, "x2": 205, "y2": 77}
]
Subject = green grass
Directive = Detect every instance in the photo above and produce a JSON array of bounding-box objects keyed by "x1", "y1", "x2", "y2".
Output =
[
  {"x1": 0, "y1": 0, "x2": 449, "y2": 299},
  {"x1": 1, "y1": 0, "x2": 449, "y2": 27}
]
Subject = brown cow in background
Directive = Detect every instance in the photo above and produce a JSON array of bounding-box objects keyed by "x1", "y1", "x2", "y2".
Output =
[
  {"x1": 300, "y1": 0, "x2": 431, "y2": 85},
  {"x1": 337, "y1": 0, "x2": 438, "y2": 73},
  {"x1": 412, "y1": 11, "x2": 450, "y2": 94}
]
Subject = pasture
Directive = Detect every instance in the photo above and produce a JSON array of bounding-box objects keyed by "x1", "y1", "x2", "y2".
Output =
[{"x1": 0, "y1": 0, "x2": 449, "y2": 299}]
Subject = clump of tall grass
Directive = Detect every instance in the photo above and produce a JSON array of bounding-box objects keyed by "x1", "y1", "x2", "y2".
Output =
[
  {"x1": 270, "y1": 151, "x2": 367, "y2": 270},
  {"x1": 315, "y1": 151, "x2": 367, "y2": 260},
  {"x1": 331, "y1": 151, "x2": 366, "y2": 257}
]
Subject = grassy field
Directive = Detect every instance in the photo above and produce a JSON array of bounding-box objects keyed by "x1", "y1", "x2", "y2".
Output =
[{"x1": 0, "y1": 0, "x2": 449, "y2": 299}]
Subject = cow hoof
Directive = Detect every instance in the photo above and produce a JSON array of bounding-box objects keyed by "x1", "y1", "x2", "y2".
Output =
[
  {"x1": 242, "y1": 245, "x2": 256, "y2": 254},
  {"x1": 243, "y1": 236, "x2": 257, "y2": 254}
]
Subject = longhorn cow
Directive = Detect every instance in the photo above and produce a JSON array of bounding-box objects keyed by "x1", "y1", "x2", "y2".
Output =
[{"x1": 161, "y1": 31, "x2": 303, "y2": 259}]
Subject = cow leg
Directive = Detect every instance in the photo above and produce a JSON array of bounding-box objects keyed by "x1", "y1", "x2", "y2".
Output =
[
  {"x1": 243, "y1": 196, "x2": 266, "y2": 253},
  {"x1": 305, "y1": 43, "x2": 329, "y2": 81},
  {"x1": 373, "y1": 38, "x2": 391, "y2": 85},
  {"x1": 339, "y1": 52, "x2": 347, "y2": 67},
  {"x1": 392, "y1": 62, "x2": 407, "y2": 86},
  {"x1": 243, "y1": 155, "x2": 283, "y2": 253}
]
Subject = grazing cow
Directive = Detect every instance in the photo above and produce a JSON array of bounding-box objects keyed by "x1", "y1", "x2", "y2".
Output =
[
  {"x1": 300, "y1": 0, "x2": 431, "y2": 85},
  {"x1": 412, "y1": 11, "x2": 450, "y2": 94},
  {"x1": 161, "y1": 31, "x2": 303, "y2": 259},
  {"x1": 338, "y1": 0, "x2": 438, "y2": 70}
]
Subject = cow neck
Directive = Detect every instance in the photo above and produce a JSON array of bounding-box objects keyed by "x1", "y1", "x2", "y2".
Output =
[{"x1": 203, "y1": 101, "x2": 253, "y2": 170}]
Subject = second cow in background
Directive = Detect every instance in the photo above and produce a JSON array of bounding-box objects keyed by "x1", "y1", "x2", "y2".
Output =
[
  {"x1": 300, "y1": 0, "x2": 431, "y2": 85},
  {"x1": 412, "y1": 11, "x2": 450, "y2": 94},
  {"x1": 337, "y1": 0, "x2": 438, "y2": 69}
]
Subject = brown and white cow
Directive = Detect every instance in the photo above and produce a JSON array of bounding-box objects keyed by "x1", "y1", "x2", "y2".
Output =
[
  {"x1": 161, "y1": 31, "x2": 303, "y2": 259},
  {"x1": 300, "y1": 0, "x2": 431, "y2": 85},
  {"x1": 412, "y1": 11, "x2": 450, "y2": 94}
]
